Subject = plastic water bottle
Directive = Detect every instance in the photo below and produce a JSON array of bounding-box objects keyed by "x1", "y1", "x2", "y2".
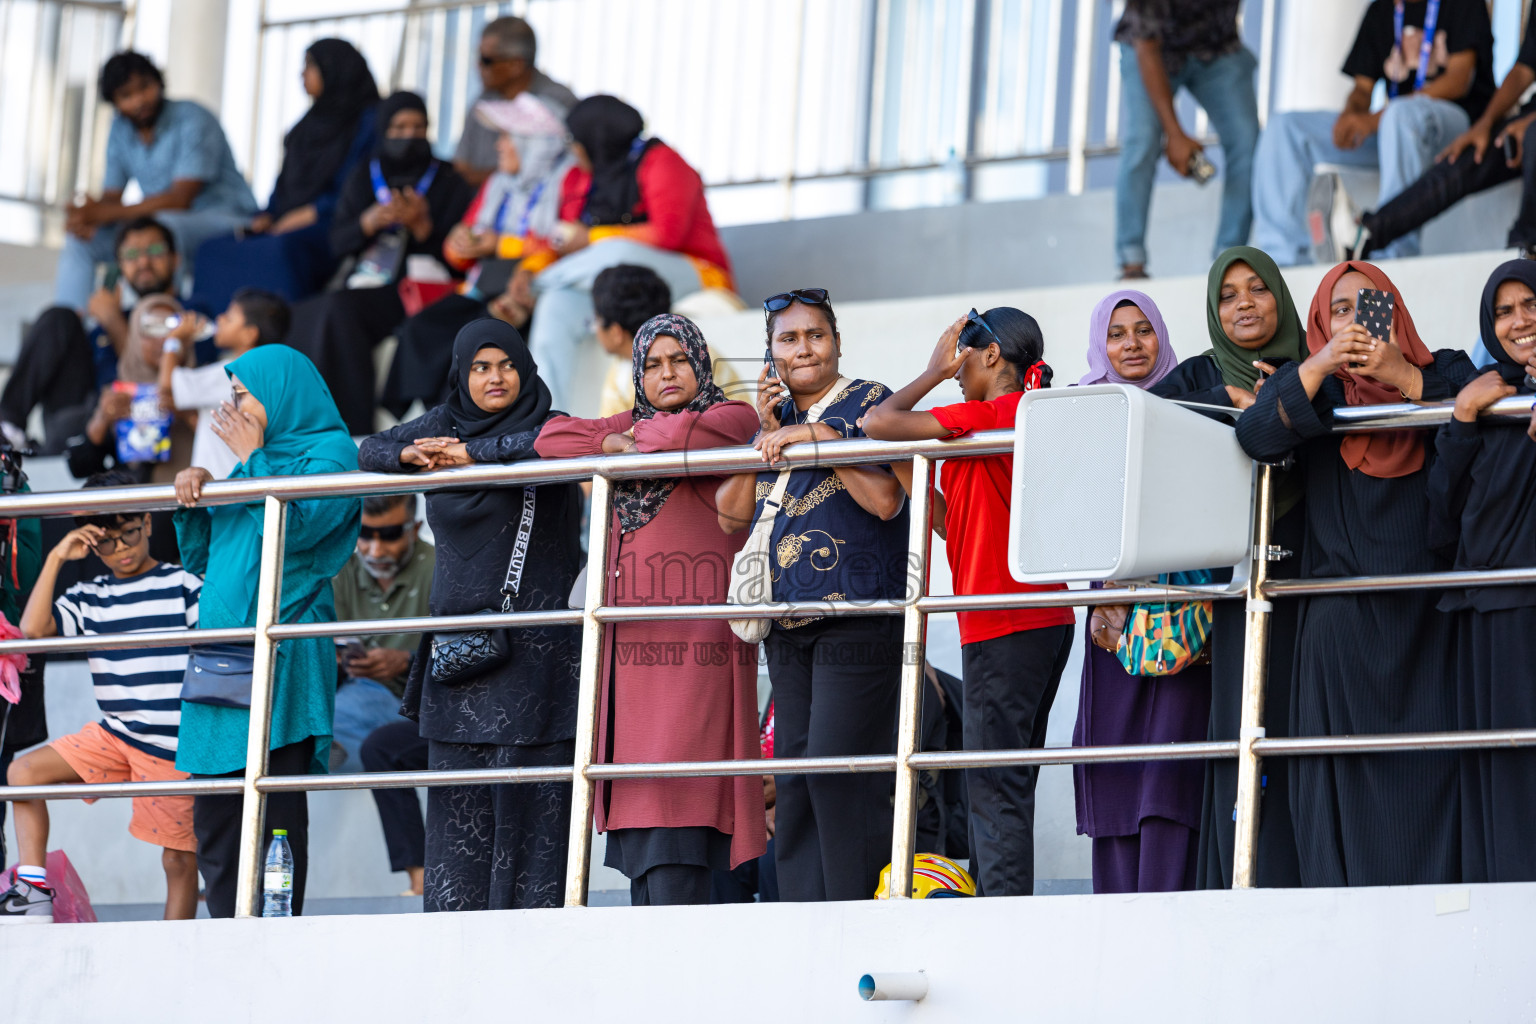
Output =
[
  {"x1": 262, "y1": 829, "x2": 294, "y2": 917},
  {"x1": 941, "y1": 146, "x2": 967, "y2": 205}
]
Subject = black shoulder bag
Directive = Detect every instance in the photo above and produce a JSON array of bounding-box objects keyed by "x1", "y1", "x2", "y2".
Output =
[{"x1": 429, "y1": 486, "x2": 537, "y2": 687}]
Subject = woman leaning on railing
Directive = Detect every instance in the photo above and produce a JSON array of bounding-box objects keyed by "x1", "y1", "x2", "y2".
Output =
[
  {"x1": 358, "y1": 318, "x2": 581, "y2": 914},
  {"x1": 535, "y1": 312, "x2": 766, "y2": 907},
  {"x1": 172, "y1": 346, "x2": 361, "y2": 918},
  {"x1": 1236, "y1": 260, "x2": 1476, "y2": 889},
  {"x1": 715, "y1": 288, "x2": 909, "y2": 903}
]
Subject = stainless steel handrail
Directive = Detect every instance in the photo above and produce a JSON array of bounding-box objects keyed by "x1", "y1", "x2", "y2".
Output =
[
  {"x1": 0, "y1": 397, "x2": 1528, "y2": 912},
  {"x1": 0, "y1": 431, "x2": 1016, "y2": 518},
  {"x1": 1329, "y1": 394, "x2": 1536, "y2": 431}
]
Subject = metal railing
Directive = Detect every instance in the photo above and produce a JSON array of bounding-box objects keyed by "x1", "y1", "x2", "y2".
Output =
[
  {"x1": 4, "y1": 399, "x2": 1536, "y2": 914},
  {"x1": 249, "y1": 0, "x2": 1281, "y2": 217},
  {"x1": 0, "y1": 0, "x2": 130, "y2": 215}
]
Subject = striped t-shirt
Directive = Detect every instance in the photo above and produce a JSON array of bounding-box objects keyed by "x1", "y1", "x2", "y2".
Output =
[{"x1": 55, "y1": 562, "x2": 202, "y2": 760}]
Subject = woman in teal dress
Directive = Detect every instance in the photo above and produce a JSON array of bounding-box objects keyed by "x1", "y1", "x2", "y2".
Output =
[{"x1": 172, "y1": 345, "x2": 359, "y2": 917}]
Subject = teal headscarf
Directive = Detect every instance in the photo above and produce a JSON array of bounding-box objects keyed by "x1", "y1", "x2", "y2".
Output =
[{"x1": 209, "y1": 346, "x2": 359, "y2": 621}]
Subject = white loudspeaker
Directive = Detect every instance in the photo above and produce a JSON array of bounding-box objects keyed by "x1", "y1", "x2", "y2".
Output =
[{"x1": 1007, "y1": 384, "x2": 1255, "y2": 584}]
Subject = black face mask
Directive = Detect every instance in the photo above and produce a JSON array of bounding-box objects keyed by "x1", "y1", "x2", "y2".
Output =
[{"x1": 379, "y1": 136, "x2": 432, "y2": 180}]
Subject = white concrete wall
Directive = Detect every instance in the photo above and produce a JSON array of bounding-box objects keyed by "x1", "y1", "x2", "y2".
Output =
[{"x1": 5, "y1": 881, "x2": 1534, "y2": 1022}]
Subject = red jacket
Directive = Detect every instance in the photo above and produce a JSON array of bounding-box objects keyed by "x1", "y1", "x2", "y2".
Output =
[{"x1": 544, "y1": 141, "x2": 732, "y2": 276}]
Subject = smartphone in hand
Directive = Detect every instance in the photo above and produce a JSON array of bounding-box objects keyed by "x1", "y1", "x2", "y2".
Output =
[
  {"x1": 1353, "y1": 288, "x2": 1394, "y2": 368},
  {"x1": 763, "y1": 346, "x2": 780, "y2": 380}
]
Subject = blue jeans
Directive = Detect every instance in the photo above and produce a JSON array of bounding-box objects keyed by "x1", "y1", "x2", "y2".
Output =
[
  {"x1": 528, "y1": 239, "x2": 704, "y2": 411},
  {"x1": 53, "y1": 207, "x2": 252, "y2": 310},
  {"x1": 331, "y1": 677, "x2": 403, "y2": 775},
  {"x1": 1252, "y1": 96, "x2": 1470, "y2": 265},
  {"x1": 1116, "y1": 45, "x2": 1260, "y2": 268}
]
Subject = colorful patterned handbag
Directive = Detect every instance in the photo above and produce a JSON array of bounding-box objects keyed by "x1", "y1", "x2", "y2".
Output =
[{"x1": 1115, "y1": 569, "x2": 1214, "y2": 676}]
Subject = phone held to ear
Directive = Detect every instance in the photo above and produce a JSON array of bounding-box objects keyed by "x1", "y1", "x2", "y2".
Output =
[
  {"x1": 1352, "y1": 288, "x2": 1395, "y2": 368},
  {"x1": 763, "y1": 347, "x2": 780, "y2": 381}
]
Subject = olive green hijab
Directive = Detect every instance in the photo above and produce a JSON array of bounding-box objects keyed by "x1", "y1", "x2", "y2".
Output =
[{"x1": 1204, "y1": 246, "x2": 1306, "y2": 391}]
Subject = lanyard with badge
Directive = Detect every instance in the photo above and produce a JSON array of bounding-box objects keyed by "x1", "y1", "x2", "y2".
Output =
[
  {"x1": 489, "y1": 179, "x2": 546, "y2": 237},
  {"x1": 369, "y1": 158, "x2": 440, "y2": 205},
  {"x1": 1389, "y1": 0, "x2": 1441, "y2": 98},
  {"x1": 347, "y1": 159, "x2": 441, "y2": 289}
]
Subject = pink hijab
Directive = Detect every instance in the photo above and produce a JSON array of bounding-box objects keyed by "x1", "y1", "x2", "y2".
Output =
[{"x1": 1080, "y1": 288, "x2": 1177, "y2": 388}]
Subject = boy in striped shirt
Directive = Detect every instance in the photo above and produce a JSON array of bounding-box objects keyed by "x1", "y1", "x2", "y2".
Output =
[{"x1": 1, "y1": 471, "x2": 201, "y2": 923}]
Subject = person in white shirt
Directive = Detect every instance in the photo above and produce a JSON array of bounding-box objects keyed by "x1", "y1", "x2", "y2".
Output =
[{"x1": 158, "y1": 288, "x2": 291, "y2": 480}]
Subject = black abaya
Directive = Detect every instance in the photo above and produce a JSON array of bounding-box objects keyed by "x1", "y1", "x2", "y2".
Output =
[
  {"x1": 1153, "y1": 353, "x2": 1303, "y2": 889},
  {"x1": 286, "y1": 158, "x2": 473, "y2": 434},
  {"x1": 1237, "y1": 354, "x2": 1473, "y2": 888},
  {"x1": 1192, "y1": 505, "x2": 1304, "y2": 889},
  {"x1": 358, "y1": 387, "x2": 581, "y2": 912},
  {"x1": 1428, "y1": 415, "x2": 1536, "y2": 883}
]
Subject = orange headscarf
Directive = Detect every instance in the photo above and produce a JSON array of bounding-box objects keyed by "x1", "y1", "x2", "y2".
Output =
[{"x1": 1304, "y1": 261, "x2": 1434, "y2": 479}]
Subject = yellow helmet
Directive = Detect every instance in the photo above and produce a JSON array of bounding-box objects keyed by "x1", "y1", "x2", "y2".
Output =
[{"x1": 874, "y1": 854, "x2": 976, "y2": 899}]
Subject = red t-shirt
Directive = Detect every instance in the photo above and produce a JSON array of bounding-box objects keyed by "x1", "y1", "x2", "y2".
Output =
[{"x1": 930, "y1": 390, "x2": 1074, "y2": 646}]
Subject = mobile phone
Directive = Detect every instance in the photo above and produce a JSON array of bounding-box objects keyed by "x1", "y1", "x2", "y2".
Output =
[
  {"x1": 1354, "y1": 288, "x2": 1394, "y2": 343},
  {"x1": 341, "y1": 641, "x2": 366, "y2": 664},
  {"x1": 1353, "y1": 287, "x2": 1394, "y2": 369},
  {"x1": 1505, "y1": 133, "x2": 1520, "y2": 164},
  {"x1": 763, "y1": 347, "x2": 780, "y2": 380},
  {"x1": 1187, "y1": 151, "x2": 1217, "y2": 186}
]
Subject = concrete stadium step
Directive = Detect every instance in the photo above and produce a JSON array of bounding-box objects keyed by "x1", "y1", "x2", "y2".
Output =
[{"x1": 692, "y1": 247, "x2": 1512, "y2": 396}]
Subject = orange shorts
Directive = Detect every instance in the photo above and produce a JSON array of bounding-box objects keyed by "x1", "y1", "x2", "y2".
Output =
[{"x1": 52, "y1": 722, "x2": 196, "y2": 852}]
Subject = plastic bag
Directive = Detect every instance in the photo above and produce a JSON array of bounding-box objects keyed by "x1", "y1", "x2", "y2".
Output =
[{"x1": 3, "y1": 850, "x2": 98, "y2": 923}]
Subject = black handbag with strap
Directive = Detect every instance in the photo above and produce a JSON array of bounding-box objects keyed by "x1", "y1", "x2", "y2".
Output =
[
  {"x1": 429, "y1": 486, "x2": 537, "y2": 687},
  {"x1": 181, "y1": 643, "x2": 257, "y2": 709}
]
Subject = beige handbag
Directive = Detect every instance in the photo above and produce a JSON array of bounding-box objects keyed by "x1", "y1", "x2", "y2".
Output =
[{"x1": 727, "y1": 377, "x2": 851, "y2": 643}]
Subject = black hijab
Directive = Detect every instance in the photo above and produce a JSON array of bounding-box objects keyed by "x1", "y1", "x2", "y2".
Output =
[
  {"x1": 566, "y1": 95, "x2": 654, "y2": 226},
  {"x1": 374, "y1": 91, "x2": 435, "y2": 187},
  {"x1": 436, "y1": 319, "x2": 555, "y2": 554},
  {"x1": 268, "y1": 39, "x2": 379, "y2": 217},
  {"x1": 1479, "y1": 260, "x2": 1536, "y2": 391}
]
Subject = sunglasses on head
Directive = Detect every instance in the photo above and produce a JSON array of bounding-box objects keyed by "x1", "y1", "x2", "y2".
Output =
[
  {"x1": 965, "y1": 308, "x2": 996, "y2": 339},
  {"x1": 763, "y1": 288, "x2": 830, "y2": 316},
  {"x1": 359, "y1": 522, "x2": 410, "y2": 543}
]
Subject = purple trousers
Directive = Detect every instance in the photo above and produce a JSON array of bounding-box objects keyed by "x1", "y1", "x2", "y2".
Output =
[{"x1": 1091, "y1": 816, "x2": 1197, "y2": 894}]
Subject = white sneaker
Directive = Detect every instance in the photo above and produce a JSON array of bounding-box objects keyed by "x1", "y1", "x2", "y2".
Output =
[{"x1": 0, "y1": 878, "x2": 54, "y2": 923}]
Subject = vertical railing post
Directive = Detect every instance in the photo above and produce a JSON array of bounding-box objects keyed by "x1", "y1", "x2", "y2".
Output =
[
  {"x1": 246, "y1": 0, "x2": 269, "y2": 181},
  {"x1": 1064, "y1": 0, "x2": 1097, "y2": 194},
  {"x1": 1232, "y1": 464, "x2": 1274, "y2": 889},
  {"x1": 234, "y1": 495, "x2": 288, "y2": 918},
  {"x1": 886, "y1": 455, "x2": 933, "y2": 900},
  {"x1": 564, "y1": 474, "x2": 614, "y2": 907}
]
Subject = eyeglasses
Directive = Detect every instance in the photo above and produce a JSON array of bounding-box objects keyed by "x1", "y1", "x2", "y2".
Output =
[
  {"x1": 763, "y1": 288, "x2": 830, "y2": 317},
  {"x1": 478, "y1": 54, "x2": 513, "y2": 67},
  {"x1": 359, "y1": 523, "x2": 410, "y2": 543},
  {"x1": 119, "y1": 243, "x2": 169, "y2": 262},
  {"x1": 93, "y1": 522, "x2": 145, "y2": 557}
]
